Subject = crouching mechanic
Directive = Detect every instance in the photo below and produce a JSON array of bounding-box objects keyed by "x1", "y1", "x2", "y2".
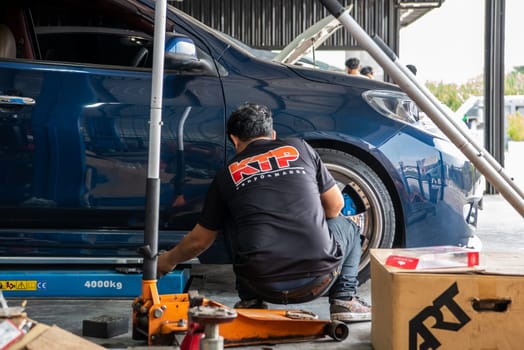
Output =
[{"x1": 157, "y1": 103, "x2": 371, "y2": 322}]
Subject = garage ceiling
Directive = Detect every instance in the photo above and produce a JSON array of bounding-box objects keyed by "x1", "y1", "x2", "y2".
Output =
[
  {"x1": 170, "y1": 0, "x2": 444, "y2": 52},
  {"x1": 398, "y1": 0, "x2": 444, "y2": 27}
]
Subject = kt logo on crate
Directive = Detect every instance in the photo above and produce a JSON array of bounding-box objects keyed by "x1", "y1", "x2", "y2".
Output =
[{"x1": 409, "y1": 282, "x2": 470, "y2": 350}]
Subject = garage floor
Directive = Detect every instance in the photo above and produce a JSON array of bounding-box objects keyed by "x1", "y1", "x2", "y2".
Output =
[{"x1": 7, "y1": 194, "x2": 524, "y2": 349}]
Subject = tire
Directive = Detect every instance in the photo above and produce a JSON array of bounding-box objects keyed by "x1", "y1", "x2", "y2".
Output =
[{"x1": 316, "y1": 148, "x2": 396, "y2": 284}]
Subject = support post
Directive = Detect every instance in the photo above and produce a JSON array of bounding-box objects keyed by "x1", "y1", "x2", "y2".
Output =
[{"x1": 484, "y1": 0, "x2": 506, "y2": 194}]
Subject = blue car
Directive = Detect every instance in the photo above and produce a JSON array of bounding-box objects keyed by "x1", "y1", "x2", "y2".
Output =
[{"x1": 0, "y1": 0, "x2": 483, "y2": 281}]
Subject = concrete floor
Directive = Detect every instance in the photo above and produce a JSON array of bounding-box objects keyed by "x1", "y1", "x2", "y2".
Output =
[{"x1": 6, "y1": 193, "x2": 523, "y2": 349}]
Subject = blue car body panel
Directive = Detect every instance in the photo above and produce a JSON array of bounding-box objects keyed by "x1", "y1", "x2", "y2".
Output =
[{"x1": 0, "y1": 0, "x2": 482, "y2": 262}]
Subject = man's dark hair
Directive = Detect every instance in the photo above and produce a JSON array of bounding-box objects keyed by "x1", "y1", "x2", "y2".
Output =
[
  {"x1": 406, "y1": 64, "x2": 417, "y2": 75},
  {"x1": 360, "y1": 66, "x2": 373, "y2": 76},
  {"x1": 227, "y1": 103, "x2": 273, "y2": 142},
  {"x1": 345, "y1": 57, "x2": 360, "y2": 70}
]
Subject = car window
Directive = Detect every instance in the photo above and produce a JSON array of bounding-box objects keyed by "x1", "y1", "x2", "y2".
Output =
[
  {"x1": 28, "y1": 1, "x2": 155, "y2": 68},
  {"x1": 29, "y1": 2, "x2": 219, "y2": 72},
  {"x1": 36, "y1": 27, "x2": 153, "y2": 67}
]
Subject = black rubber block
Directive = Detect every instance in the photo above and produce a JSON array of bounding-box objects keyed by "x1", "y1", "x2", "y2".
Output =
[{"x1": 82, "y1": 315, "x2": 129, "y2": 338}]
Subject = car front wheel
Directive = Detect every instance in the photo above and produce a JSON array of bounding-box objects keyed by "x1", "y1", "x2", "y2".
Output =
[{"x1": 316, "y1": 148, "x2": 396, "y2": 283}]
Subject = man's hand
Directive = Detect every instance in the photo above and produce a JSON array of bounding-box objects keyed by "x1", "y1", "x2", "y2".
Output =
[{"x1": 157, "y1": 251, "x2": 176, "y2": 279}]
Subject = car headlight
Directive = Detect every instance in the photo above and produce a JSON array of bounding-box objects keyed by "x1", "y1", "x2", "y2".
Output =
[
  {"x1": 362, "y1": 90, "x2": 419, "y2": 124},
  {"x1": 362, "y1": 89, "x2": 449, "y2": 136}
]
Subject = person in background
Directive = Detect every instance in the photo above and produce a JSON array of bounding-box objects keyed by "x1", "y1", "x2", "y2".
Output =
[
  {"x1": 406, "y1": 64, "x2": 417, "y2": 76},
  {"x1": 360, "y1": 66, "x2": 374, "y2": 79},
  {"x1": 345, "y1": 57, "x2": 360, "y2": 75},
  {"x1": 157, "y1": 103, "x2": 371, "y2": 323}
]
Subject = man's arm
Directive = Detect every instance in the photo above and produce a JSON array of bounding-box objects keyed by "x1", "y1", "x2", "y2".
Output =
[
  {"x1": 320, "y1": 184, "x2": 344, "y2": 219},
  {"x1": 157, "y1": 224, "x2": 218, "y2": 278}
]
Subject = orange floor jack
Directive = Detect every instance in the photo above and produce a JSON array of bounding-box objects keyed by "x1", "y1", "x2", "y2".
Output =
[{"x1": 132, "y1": 280, "x2": 349, "y2": 348}]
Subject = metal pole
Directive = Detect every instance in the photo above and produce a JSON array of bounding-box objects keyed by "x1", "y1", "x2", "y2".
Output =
[
  {"x1": 318, "y1": 0, "x2": 524, "y2": 217},
  {"x1": 484, "y1": 0, "x2": 506, "y2": 194},
  {"x1": 143, "y1": 0, "x2": 168, "y2": 281}
]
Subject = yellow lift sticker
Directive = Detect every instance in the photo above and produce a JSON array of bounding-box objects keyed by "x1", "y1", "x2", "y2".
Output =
[{"x1": 0, "y1": 280, "x2": 38, "y2": 291}]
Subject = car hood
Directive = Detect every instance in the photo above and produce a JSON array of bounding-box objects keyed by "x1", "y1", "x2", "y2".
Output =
[
  {"x1": 272, "y1": 5, "x2": 352, "y2": 65},
  {"x1": 287, "y1": 63, "x2": 400, "y2": 91}
]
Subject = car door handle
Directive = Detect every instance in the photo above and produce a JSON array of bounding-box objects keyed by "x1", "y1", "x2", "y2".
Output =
[{"x1": 0, "y1": 95, "x2": 36, "y2": 106}]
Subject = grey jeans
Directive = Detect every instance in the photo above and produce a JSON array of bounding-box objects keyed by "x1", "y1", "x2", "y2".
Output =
[{"x1": 326, "y1": 215, "x2": 362, "y2": 301}]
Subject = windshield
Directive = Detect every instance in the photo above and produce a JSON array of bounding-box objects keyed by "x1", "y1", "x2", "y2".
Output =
[
  {"x1": 227, "y1": 32, "x2": 342, "y2": 71},
  {"x1": 221, "y1": 33, "x2": 277, "y2": 60}
]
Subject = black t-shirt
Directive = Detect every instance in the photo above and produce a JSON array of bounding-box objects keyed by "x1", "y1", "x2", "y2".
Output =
[{"x1": 198, "y1": 138, "x2": 342, "y2": 282}]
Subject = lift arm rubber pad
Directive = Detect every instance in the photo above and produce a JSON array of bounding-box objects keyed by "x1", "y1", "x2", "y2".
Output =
[{"x1": 82, "y1": 315, "x2": 129, "y2": 338}]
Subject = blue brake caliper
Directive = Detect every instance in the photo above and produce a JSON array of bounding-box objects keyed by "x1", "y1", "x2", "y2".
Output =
[{"x1": 341, "y1": 193, "x2": 357, "y2": 216}]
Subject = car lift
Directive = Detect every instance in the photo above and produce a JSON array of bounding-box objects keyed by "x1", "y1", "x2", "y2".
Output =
[{"x1": 0, "y1": 262, "x2": 189, "y2": 298}]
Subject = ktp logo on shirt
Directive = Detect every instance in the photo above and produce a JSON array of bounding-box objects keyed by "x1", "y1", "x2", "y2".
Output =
[{"x1": 229, "y1": 145, "x2": 300, "y2": 185}]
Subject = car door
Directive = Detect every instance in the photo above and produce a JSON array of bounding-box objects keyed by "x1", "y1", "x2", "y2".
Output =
[{"x1": 0, "y1": 0, "x2": 225, "y2": 238}]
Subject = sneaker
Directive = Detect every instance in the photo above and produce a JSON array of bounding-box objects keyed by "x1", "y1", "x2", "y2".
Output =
[
  {"x1": 330, "y1": 296, "x2": 371, "y2": 322},
  {"x1": 233, "y1": 298, "x2": 269, "y2": 309}
]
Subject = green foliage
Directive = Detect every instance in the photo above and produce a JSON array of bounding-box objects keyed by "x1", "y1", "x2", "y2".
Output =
[
  {"x1": 507, "y1": 113, "x2": 524, "y2": 141},
  {"x1": 426, "y1": 81, "x2": 462, "y2": 111},
  {"x1": 425, "y1": 75, "x2": 483, "y2": 112},
  {"x1": 513, "y1": 66, "x2": 524, "y2": 74},
  {"x1": 458, "y1": 75, "x2": 484, "y2": 100},
  {"x1": 504, "y1": 70, "x2": 524, "y2": 95},
  {"x1": 425, "y1": 67, "x2": 524, "y2": 112}
]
